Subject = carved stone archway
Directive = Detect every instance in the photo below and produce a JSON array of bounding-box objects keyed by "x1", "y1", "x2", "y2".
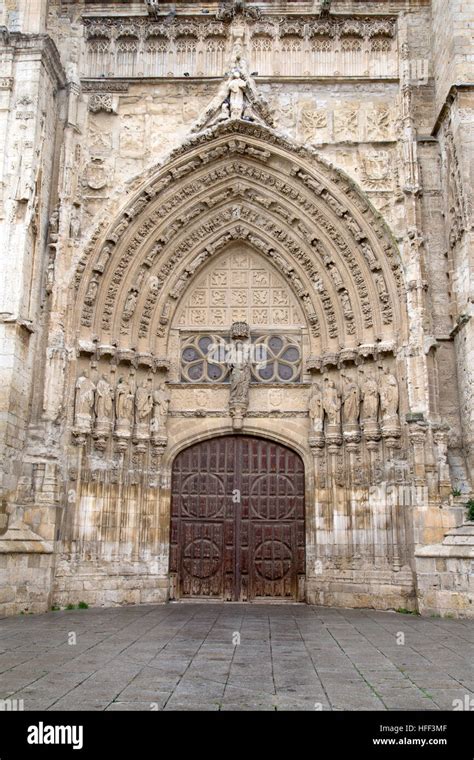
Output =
[
  {"x1": 71, "y1": 119, "x2": 405, "y2": 358},
  {"x1": 51, "y1": 118, "x2": 417, "y2": 613}
]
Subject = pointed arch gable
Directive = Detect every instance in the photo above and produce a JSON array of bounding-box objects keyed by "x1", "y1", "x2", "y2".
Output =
[{"x1": 72, "y1": 119, "x2": 406, "y2": 360}]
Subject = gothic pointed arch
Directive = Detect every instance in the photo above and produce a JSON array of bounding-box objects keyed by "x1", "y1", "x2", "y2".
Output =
[{"x1": 72, "y1": 119, "x2": 406, "y2": 371}]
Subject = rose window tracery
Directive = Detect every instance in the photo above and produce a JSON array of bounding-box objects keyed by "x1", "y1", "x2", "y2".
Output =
[{"x1": 180, "y1": 332, "x2": 302, "y2": 384}]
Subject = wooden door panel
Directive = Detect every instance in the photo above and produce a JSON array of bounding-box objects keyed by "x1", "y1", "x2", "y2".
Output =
[
  {"x1": 170, "y1": 435, "x2": 305, "y2": 601},
  {"x1": 249, "y1": 522, "x2": 296, "y2": 599},
  {"x1": 180, "y1": 521, "x2": 225, "y2": 597}
]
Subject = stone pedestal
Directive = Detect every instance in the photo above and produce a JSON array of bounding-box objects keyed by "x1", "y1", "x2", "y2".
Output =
[
  {"x1": 0, "y1": 520, "x2": 54, "y2": 616},
  {"x1": 415, "y1": 523, "x2": 474, "y2": 618}
]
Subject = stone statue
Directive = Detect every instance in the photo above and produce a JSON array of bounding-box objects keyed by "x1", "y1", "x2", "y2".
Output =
[
  {"x1": 149, "y1": 275, "x2": 161, "y2": 295},
  {"x1": 65, "y1": 60, "x2": 80, "y2": 128},
  {"x1": 95, "y1": 375, "x2": 113, "y2": 420},
  {"x1": 152, "y1": 383, "x2": 171, "y2": 434},
  {"x1": 327, "y1": 262, "x2": 343, "y2": 290},
  {"x1": 74, "y1": 371, "x2": 95, "y2": 426},
  {"x1": 322, "y1": 378, "x2": 341, "y2": 427},
  {"x1": 360, "y1": 372, "x2": 379, "y2": 421},
  {"x1": 229, "y1": 361, "x2": 251, "y2": 407},
  {"x1": 49, "y1": 208, "x2": 59, "y2": 243},
  {"x1": 309, "y1": 382, "x2": 324, "y2": 433},
  {"x1": 375, "y1": 272, "x2": 389, "y2": 302},
  {"x1": 45, "y1": 251, "x2": 55, "y2": 294},
  {"x1": 170, "y1": 272, "x2": 189, "y2": 299},
  {"x1": 228, "y1": 70, "x2": 247, "y2": 119},
  {"x1": 342, "y1": 373, "x2": 361, "y2": 425},
  {"x1": 69, "y1": 207, "x2": 81, "y2": 240},
  {"x1": 340, "y1": 290, "x2": 353, "y2": 319},
  {"x1": 84, "y1": 275, "x2": 99, "y2": 306},
  {"x1": 230, "y1": 19, "x2": 245, "y2": 60},
  {"x1": 115, "y1": 376, "x2": 134, "y2": 422},
  {"x1": 123, "y1": 290, "x2": 138, "y2": 321},
  {"x1": 135, "y1": 378, "x2": 154, "y2": 423},
  {"x1": 187, "y1": 251, "x2": 208, "y2": 275},
  {"x1": 96, "y1": 245, "x2": 112, "y2": 272},
  {"x1": 380, "y1": 368, "x2": 399, "y2": 420},
  {"x1": 360, "y1": 240, "x2": 377, "y2": 269}
]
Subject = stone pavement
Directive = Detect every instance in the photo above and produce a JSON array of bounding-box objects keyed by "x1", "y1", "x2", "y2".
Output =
[{"x1": 0, "y1": 603, "x2": 473, "y2": 711}]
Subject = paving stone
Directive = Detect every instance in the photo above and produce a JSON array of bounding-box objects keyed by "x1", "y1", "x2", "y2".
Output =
[{"x1": 0, "y1": 604, "x2": 472, "y2": 711}]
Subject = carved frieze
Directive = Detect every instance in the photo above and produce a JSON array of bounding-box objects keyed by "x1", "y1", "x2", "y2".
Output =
[{"x1": 83, "y1": 13, "x2": 397, "y2": 79}]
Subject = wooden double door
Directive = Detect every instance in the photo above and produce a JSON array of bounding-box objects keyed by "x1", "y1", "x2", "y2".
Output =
[{"x1": 169, "y1": 435, "x2": 305, "y2": 601}]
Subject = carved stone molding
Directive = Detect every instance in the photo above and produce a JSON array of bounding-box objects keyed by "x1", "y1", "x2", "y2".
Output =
[{"x1": 82, "y1": 81, "x2": 130, "y2": 93}]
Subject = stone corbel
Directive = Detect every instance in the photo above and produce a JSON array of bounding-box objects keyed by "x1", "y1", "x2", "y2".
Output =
[
  {"x1": 309, "y1": 433, "x2": 325, "y2": 450},
  {"x1": 77, "y1": 340, "x2": 96, "y2": 356},
  {"x1": 151, "y1": 434, "x2": 168, "y2": 453},
  {"x1": 88, "y1": 93, "x2": 118, "y2": 115},
  {"x1": 306, "y1": 356, "x2": 323, "y2": 373},
  {"x1": 229, "y1": 403, "x2": 247, "y2": 431},
  {"x1": 97, "y1": 343, "x2": 117, "y2": 360},
  {"x1": 450, "y1": 311, "x2": 471, "y2": 339},
  {"x1": 337, "y1": 348, "x2": 358, "y2": 368},
  {"x1": 117, "y1": 348, "x2": 136, "y2": 365},
  {"x1": 322, "y1": 353, "x2": 339, "y2": 369},
  {"x1": 71, "y1": 423, "x2": 91, "y2": 446}
]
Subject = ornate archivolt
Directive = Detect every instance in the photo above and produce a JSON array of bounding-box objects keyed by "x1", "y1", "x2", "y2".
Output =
[{"x1": 73, "y1": 120, "x2": 406, "y2": 366}]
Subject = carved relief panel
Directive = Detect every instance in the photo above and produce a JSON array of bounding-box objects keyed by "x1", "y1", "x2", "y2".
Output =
[{"x1": 175, "y1": 247, "x2": 305, "y2": 329}]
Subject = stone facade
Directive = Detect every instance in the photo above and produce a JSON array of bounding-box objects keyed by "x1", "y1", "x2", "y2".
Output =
[{"x1": 0, "y1": 0, "x2": 473, "y2": 618}]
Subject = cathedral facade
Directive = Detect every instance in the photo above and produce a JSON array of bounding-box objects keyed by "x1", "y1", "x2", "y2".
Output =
[{"x1": 0, "y1": 0, "x2": 473, "y2": 617}]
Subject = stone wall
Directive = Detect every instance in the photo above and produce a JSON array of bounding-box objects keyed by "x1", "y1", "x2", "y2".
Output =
[{"x1": 0, "y1": 0, "x2": 472, "y2": 618}]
